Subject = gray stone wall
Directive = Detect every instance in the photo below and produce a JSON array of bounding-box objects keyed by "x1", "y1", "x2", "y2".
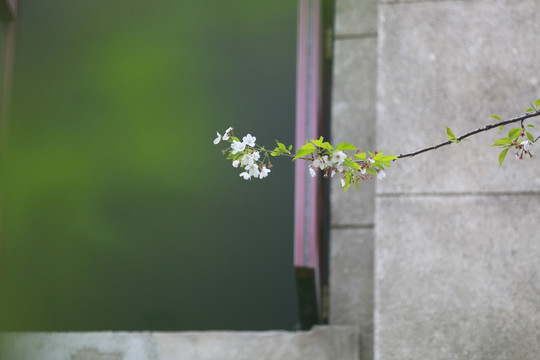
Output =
[
  {"x1": 330, "y1": 0, "x2": 540, "y2": 360},
  {"x1": 375, "y1": 1, "x2": 540, "y2": 360},
  {"x1": 330, "y1": 1, "x2": 378, "y2": 360}
]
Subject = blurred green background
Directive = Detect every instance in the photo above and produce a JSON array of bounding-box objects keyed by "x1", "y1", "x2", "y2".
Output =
[{"x1": 0, "y1": 1, "x2": 297, "y2": 331}]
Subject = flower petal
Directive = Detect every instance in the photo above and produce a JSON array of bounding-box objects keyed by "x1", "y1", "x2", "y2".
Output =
[{"x1": 213, "y1": 132, "x2": 221, "y2": 145}]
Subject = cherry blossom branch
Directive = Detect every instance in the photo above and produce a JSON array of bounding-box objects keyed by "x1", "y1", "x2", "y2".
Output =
[
  {"x1": 215, "y1": 99, "x2": 540, "y2": 190},
  {"x1": 397, "y1": 109, "x2": 540, "y2": 159}
]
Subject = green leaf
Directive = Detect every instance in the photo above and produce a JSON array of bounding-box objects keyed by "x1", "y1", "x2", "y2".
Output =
[
  {"x1": 272, "y1": 141, "x2": 291, "y2": 156},
  {"x1": 311, "y1": 137, "x2": 333, "y2": 151},
  {"x1": 355, "y1": 152, "x2": 367, "y2": 161},
  {"x1": 491, "y1": 115, "x2": 501, "y2": 121},
  {"x1": 499, "y1": 125, "x2": 504, "y2": 132},
  {"x1": 498, "y1": 148, "x2": 509, "y2": 167},
  {"x1": 373, "y1": 153, "x2": 398, "y2": 166},
  {"x1": 536, "y1": 99, "x2": 540, "y2": 107},
  {"x1": 526, "y1": 108, "x2": 534, "y2": 113},
  {"x1": 527, "y1": 124, "x2": 535, "y2": 128},
  {"x1": 293, "y1": 142, "x2": 316, "y2": 160},
  {"x1": 335, "y1": 142, "x2": 357, "y2": 151},
  {"x1": 527, "y1": 131, "x2": 534, "y2": 142},
  {"x1": 446, "y1": 126, "x2": 456, "y2": 139},
  {"x1": 343, "y1": 158, "x2": 361, "y2": 170},
  {"x1": 508, "y1": 128, "x2": 521, "y2": 139},
  {"x1": 492, "y1": 137, "x2": 512, "y2": 147},
  {"x1": 343, "y1": 172, "x2": 353, "y2": 191},
  {"x1": 310, "y1": 136, "x2": 325, "y2": 147},
  {"x1": 276, "y1": 141, "x2": 286, "y2": 150},
  {"x1": 233, "y1": 152, "x2": 244, "y2": 160}
]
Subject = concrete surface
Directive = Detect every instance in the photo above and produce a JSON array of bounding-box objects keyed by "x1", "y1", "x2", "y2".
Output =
[
  {"x1": 330, "y1": 228, "x2": 374, "y2": 360},
  {"x1": 374, "y1": 1, "x2": 540, "y2": 359},
  {"x1": 377, "y1": 0, "x2": 540, "y2": 194},
  {"x1": 375, "y1": 195, "x2": 540, "y2": 359},
  {"x1": 0, "y1": 326, "x2": 360, "y2": 360},
  {"x1": 330, "y1": 2, "x2": 379, "y2": 360}
]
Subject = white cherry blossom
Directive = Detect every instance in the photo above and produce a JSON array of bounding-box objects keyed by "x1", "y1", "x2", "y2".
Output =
[
  {"x1": 259, "y1": 166, "x2": 271, "y2": 179},
  {"x1": 312, "y1": 155, "x2": 328, "y2": 170},
  {"x1": 332, "y1": 151, "x2": 346, "y2": 165},
  {"x1": 522, "y1": 139, "x2": 534, "y2": 155},
  {"x1": 245, "y1": 163, "x2": 260, "y2": 178},
  {"x1": 241, "y1": 154, "x2": 255, "y2": 166},
  {"x1": 243, "y1": 134, "x2": 256, "y2": 147},
  {"x1": 239, "y1": 172, "x2": 251, "y2": 180},
  {"x1": 213, "y1": 132, "x2": 222, "y2": 145},
  {"x1": 223, "y1": 127, "x2": 233, "y2": 141},
  {"x1": 231, "y1": 140, "x2": 246, "y2": 154}
]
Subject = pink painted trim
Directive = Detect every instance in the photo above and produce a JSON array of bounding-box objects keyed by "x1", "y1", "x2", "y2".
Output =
[
  {"x1": 294, "y1": 0, "x2": 308, "y2": 267},
  {"x1": 294, "y1": 0, "x2": 321, "y2": 269},
  {"x1": 308, "y1": 0, "x2": 320, "y2": 268}
]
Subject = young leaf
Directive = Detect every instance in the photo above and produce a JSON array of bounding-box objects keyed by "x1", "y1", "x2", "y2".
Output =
[
  {"x1": 276, "y1": 141, "x2": 288, "y2": 151},
  {"x1": 491, "y1": 115, "x2": 501, "y2": 121},
  {"x1": 343, "y1": 172, "x2": 353, "y2": 191},
  {"x1": 373, "y1": 152, "x2": 397, "y2": 166},
  {"x1": 508, "y1": 128, "x2": 521, "y2": 139},
  {"x1": 527, "y1": 131, "x2": 534, "y2": 142},
  {"x1": 446, "y1": 126, "x2": 456, "y2": 140},
  {"x1": 355, "y1": 152, "x2": 367, "y2": 161},
  {"x1": 335, "y1": 142, "x2": 357, "y2": 151},
  {"x1": 310, "y1": 136, "x2": 325, "y2": 147},
  {"x1": 498, "y1": 148, "x2": 509, "y2": 167},
  {"x1": 293, "y1": 142, "x2": 316, "y2": 160},
  {"x1": 536, "y1": 99, "x2": 540, "y2": 107},
  {"x1": 492, "y1": 137, "x2": 512, "y2": 147},
  {"x1": 272, "y1": 141, "x2": 290, "y2": 156},
  {"x1": 343, "y1": 158, "x2": 361, "y2": 170},
  {"x1": 499, "y1": 125, "x2": 504, "y2": 132}
]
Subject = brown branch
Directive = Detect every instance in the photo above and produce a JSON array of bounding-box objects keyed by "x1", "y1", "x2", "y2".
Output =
[{"x1": 396, "y1": 110, "x2": 540, "y2": 159}]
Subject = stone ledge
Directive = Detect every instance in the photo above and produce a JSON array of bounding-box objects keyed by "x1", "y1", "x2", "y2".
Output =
[{"x1": 0, "y1": 326, "x2": 360, "y2": 360}]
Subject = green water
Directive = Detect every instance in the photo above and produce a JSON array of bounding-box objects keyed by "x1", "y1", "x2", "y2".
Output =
[{"x1": 0, "y1": 1, "x2": 297, "y2": 331}]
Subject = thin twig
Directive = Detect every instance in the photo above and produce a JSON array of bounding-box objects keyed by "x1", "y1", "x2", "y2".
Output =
[{"x1": 396, "y1": 110, "x2": 540, "y2": 159}]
